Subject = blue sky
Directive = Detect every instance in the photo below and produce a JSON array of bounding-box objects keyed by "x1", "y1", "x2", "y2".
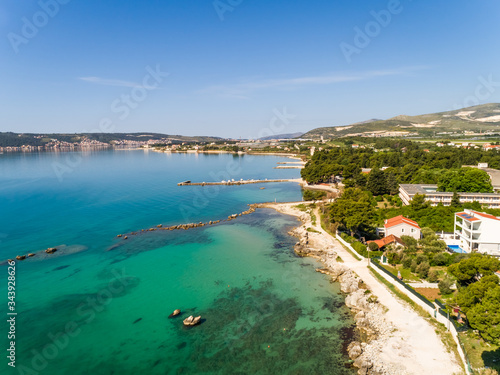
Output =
[{"x1": 1, "y1": 0, "x2": 500, "y2": 138}]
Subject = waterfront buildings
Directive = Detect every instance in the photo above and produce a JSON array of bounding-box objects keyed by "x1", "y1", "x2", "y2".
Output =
[{"x1": 454, "y1": 209, "x2": 500, "y2": 256}]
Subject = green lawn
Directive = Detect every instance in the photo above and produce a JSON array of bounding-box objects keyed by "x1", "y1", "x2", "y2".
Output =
[
  {"x1": 459, "y1": 331, "x2": 500, "y2": 374},
  {"x1": 383, "y1": 264, "x2": 421, "y2": 282}
]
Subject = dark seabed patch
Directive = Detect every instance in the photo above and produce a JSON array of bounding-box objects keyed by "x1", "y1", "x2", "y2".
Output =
[
  {"x1": 104, "y1": 228, "x2": 213, "y2": 264},
  {"x1": 160, "y1": 281, "x2": 355, "y2": 375},
  {"x1": 14, "y1": 274, "x2": 140, "y2": 360},
  {"x1": 52, "y1": 265, "x2": 70, "y2": 271}
]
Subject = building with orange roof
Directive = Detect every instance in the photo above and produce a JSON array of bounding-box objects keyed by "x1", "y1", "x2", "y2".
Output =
[
  {"x1": 454, "y1": 209, "x2": 500, "y2": 256},
  {"x1": 384, "y1": 215, "x2": 421, "y2": 240},
  {"x1": 367, "y1": 234, "x2": 406, "y2": 250}
]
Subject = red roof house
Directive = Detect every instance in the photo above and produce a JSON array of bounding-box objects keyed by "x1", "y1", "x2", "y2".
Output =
[
  {"x1": 367, "y1": 234, "x2": 406, "y2": 249},
  {"x1": 384, "y1": 215, "x2": 421, "y2": 239}
]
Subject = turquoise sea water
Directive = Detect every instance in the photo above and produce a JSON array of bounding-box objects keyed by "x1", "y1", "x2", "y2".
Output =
[{"x1": 0, "y1": 151, "x2": 356, "y2": 375}]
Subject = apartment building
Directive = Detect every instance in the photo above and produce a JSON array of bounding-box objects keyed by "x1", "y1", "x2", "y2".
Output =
[
  {"x1": 399, "y1": 184, "x2": 500, "y2": 208},
  {"x1": 454, "y1": 210, "x2": 500, "y2": 256}
]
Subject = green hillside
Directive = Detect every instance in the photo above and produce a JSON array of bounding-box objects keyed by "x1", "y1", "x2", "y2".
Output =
[{"x1": 303, "y1": 103, "x2": 500, "y2": 139}]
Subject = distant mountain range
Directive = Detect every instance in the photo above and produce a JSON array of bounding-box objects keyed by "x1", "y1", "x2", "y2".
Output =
[
  {"x1": 259, "y1": 132, "x2": 304, "y2": 140},
  {"x1": 5, "y1": 103, "x2": 500, "y2": 148},
  {"x1": 302, "y1": 103, "x2": 500, "y2": 139}
]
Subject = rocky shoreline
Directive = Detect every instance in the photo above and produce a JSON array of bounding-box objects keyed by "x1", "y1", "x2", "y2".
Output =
[{"x1": 292, "y1": 225, "x2": 396, "y2": 375}]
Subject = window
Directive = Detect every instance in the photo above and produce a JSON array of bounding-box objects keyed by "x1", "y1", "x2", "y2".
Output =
[
  {"x1": 401, "y1": 228, "x2": 405, "y2": 233},
  {"x1": 411, "y1": 228, "x2": 415, "y2": 233}
]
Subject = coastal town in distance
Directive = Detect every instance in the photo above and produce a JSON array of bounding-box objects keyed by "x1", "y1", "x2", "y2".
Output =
[{"x1": 2, "y1": 1, "x2": 500, "y2": 375}]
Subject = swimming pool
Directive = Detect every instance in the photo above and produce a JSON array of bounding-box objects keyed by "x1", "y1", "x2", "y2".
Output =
[{"x1": 448, "y1": 245, "x2": 467, "y2": 253}]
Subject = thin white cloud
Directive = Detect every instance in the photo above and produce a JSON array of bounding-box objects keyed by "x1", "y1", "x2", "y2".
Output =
[
  {"x1": 78, "y1": 76, "x2": 142, "y2": 88},
  {"x1": 198, "y1": 66, "x2": 429, "y2": 99}
]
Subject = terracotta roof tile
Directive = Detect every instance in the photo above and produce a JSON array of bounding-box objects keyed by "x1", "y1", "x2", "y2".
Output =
[
  {"x1": 367, "y1": 235, "x2": 405, "y2": 249},
  {"x1": 471, "y1": 211, "x2": 500, "y2": 221},
  {"x1": 384, "y1": 215, "x2": 420, "y2": 229}
]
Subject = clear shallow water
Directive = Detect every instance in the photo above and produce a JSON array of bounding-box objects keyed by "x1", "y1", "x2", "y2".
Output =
[{"x1": 0, "y1": 151, "x2": 356, "y2": 375}]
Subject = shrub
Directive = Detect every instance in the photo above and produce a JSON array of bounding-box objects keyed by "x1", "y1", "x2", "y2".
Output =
[
  {"x1": 428, "y1": 269, "x2": 438, "y2": 283},
  {"x1": 303, "y1": 189, "x2": 326, "y2": 201},
  {"x1": 368, "y1": 242, "x2": 379, "y2": 251},
  {"x1": 387, "y1": 251, "x2": 401, "y2": 265},
  {"x1": 352, "y1": 241, "x2": 367, "y2": 255},
  {"x1": 415, "y1": 254, "x2": 428, "y2": 265},
  {"x1": 400, "y1": 235, "x2": 417, "y2": 248},
  {"x1": 402, "y1": 255, "x2": 413, "y2": 269},
  {"x1": 432, "y1": 252, "x2": 450, "y2": 266},
  {"x1": 417, "y1": 262, "x2": 430, "y2": 278},
  {"x1": 438, "y1": 277, "x2": 454, "y2": 295},
  {"x1": 411, "y1": 260, "x2": 418, "y2": 273}
]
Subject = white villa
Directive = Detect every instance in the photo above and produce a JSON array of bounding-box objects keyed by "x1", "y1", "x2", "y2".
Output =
[
  {"x1": 454, "y1": 209, "x2": 500, "y2": 256},
  {"x1": 384, "y1": 215, "x2": 421, "y2": 240}
]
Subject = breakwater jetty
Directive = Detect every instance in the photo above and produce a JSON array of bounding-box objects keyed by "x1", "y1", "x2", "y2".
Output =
[
  {"x1": 177, "y1": 178, "x2": 302, "y2": 186},
  {"x1": 115, "y1": 205, "x2": 258, "y2": 240}
]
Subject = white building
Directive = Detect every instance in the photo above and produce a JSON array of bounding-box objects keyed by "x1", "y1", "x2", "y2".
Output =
[
  {"x1": 384, "y1": 215, "x2": 421, "y2": 240},
  {"x1": 399, "y1": 184, "x2": 500, "y2": 208},
  {"x1": 454, "y1": 210, "x2": 500, "y2": 256}
]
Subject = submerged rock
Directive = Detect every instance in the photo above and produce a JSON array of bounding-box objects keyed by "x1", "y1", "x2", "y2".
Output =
[{"x1": 347, "y1": 341, "x2": 363, "y2": 360}]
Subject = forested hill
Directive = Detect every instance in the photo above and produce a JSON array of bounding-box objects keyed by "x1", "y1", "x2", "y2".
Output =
[
  {"x1": 300, "y1": 140, "x2": 500, "y2": 192},
  {"x1": 302, "y1": 103, "x2": 500, "y2": 139},
  {"x1": 0, "y1": 132, "x2": 222, "y2": 147}
]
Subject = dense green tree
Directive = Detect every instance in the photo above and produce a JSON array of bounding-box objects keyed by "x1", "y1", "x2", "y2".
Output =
[
  {"x1": 419, "y1": 227, "x2": 446, "y2": 252},
  {"x1": 366, "y1": 168, "x2": 388, "y2": 196},
  {"x1": 343, "y1": 164, "x2": 361, "y2": 179},
  {"x1": 302, "y1": 189, "x2": 327, "y2": 201},
  {"x1": 448, "y1": 253, "x2": 500, "y2": 285},
  {"x1": 432, "y1": 252, "x2": 451, "y2": 266},
  {"x1": 409, "y1": 194, "x2": 430, "y2": 212},
  {"x1": 438, "y1": 277, "x2": 454, "y2": 295},
  {"x1": 451, "y1": 191, "x2": 461, "y2": 207},
  {"x1": 437, "y1": 168, "x2": 493, "y2": 193},
  {"x1": 456, "y1": 275, "x2": 500, "y2": 312},
  {"x1": 467, "y1": 286, "x2": 500, "y2": 344},
  {"x1": 400, "y1": 235, "x2": 418, "y2": 248},
  {"x1": 385, "y1": 171, "x2": 399, "y2": 195},
  {"x1": 330, "y1": 188, "x2": 375, "y2": 236},
  {"x1": 402, "y1": 255, "x2": 412, "y2": 269},
  {"x1": 428, "y1": 269, "x2": 438, "y2": 282},
  {"x1": 416, "y1": 261, "x2": 430, "y2": 278}
]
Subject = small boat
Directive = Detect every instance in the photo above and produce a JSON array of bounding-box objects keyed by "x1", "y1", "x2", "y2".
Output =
[
  {"x1": 183, "y1": 315, "x2": 201, "y2": 326},
  {"x1": 168, "y1": 309, "x2": 181, "y2": 318}
]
